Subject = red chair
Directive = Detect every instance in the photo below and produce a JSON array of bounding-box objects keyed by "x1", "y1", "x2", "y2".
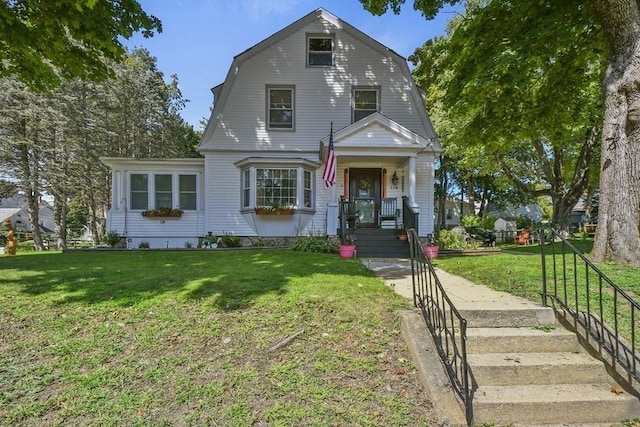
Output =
[{"x1": 514, "y1": 230, "x2": 530, "y2": 245}]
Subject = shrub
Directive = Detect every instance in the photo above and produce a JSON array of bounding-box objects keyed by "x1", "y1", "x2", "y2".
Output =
[
  {"x1": 184, "y1": 242, "x2": 193, "y2": 249},
  {"x1": 291, "y1": 235, "x2": 339, "y2": 253},
  {"x1": 220, "y1": 233, "x2": 242, "y2": 248},
  {"x1": 435, "y1": 229, "x2": 468, "y2": 250},
  {"x1": 461, "y1": 214, "x2": 481, "y2": 227},
  {"x1": 104, "y1": 230, "x2": 121, "y2": 248},
  {"x1": 138, "y1": 241, "x2": 150, "y2": 249}
]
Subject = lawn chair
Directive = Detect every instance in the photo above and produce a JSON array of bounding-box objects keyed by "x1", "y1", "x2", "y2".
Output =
[
  {"x1": 378, "y1": 197, "x2": 400, "y2": 229},
  {"x1": 514, "y1": 230, "x2": 530, "y2": 245}
]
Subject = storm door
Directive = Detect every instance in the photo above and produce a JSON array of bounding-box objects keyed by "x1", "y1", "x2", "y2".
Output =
[{"x1": 349, "y1": 168, "x2": 381, "y2": 227}]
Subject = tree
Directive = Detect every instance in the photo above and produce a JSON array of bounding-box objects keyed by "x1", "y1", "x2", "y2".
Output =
[
  {"x1": 0, "y1": 0, "x2": 161, "y2": 91},
  {"x1": 361, "y1": 0, "x2": 639, "y2": 264}
]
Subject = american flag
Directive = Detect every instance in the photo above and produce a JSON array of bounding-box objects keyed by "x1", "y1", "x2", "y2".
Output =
[{"x1": 322, "y1": 124, "x2": 336, "y2": 188}]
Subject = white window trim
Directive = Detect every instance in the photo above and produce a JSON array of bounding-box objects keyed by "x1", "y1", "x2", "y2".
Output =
[
  {"x1": 267, "y1": 85, "x2": 295, "y2": 131},
  {"x1": 127, "y1": 172, "x2": 200, "y2": 211}
]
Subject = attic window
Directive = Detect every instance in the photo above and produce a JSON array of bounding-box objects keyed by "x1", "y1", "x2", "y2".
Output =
[{"x1": 308, "y1": 36, "x2": 333, "y2": 66}]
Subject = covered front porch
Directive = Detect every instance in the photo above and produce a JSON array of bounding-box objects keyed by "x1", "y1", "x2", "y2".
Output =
[{"x1": 319, "y1": 113, "x2": 441, "y2": 239}]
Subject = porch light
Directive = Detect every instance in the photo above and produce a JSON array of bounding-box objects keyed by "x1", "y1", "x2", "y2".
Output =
[{"x1": 391, "y1": 171, "x2": 399, "y2": 187}]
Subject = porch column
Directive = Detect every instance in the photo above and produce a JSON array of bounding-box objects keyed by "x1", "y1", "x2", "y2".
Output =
[
  {"x1": 326, "y1": 161, "x2": 339, "y2": 236},
  {"x1": 408, "y1": 157, "x2": 418, "y2": 208}
]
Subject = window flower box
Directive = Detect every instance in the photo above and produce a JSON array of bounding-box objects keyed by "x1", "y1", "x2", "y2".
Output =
[
  {"x1": 141, "y1": 207, "x2": 183, "y2": 218},
  {"x1": 255, "y1": 207, "x2": 294, "y2": 215}
]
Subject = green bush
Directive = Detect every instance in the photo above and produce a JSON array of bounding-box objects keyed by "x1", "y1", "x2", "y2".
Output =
[
  {"x1": 103, "y1": 231, "x2": 121, "y2": 248},
  {"x1": 17, "y1": 240, "x2": 36, "y2": 252},
  {"x1": 291, "y1": 235, "x2": 339, "y2": 253},
  {"x1": 138, "y1": 241, "x2": 150, "y2": 249},
  {"x1": 220, "y1": 233, "x2": 242, "y2": 248},
  {"x1": 461, "y1": 214, "x2": 480, "y2": 227},
  {"x1": 435, "y1": 229, "x2": 468, "y2": 250}
]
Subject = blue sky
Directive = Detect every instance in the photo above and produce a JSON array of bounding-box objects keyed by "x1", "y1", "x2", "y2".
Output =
[{"x1": 123, "y1": 0, "x2": 457, "y2": 129}]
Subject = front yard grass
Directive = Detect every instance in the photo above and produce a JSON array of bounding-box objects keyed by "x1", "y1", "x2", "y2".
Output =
[{"x1": 0, "y1": 250, "x2": 437, "y2": 426}]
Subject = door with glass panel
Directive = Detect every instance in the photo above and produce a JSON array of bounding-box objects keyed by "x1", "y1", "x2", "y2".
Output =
[{"x1": 349, "y1": 169, "x2": 380, "y2": 227}]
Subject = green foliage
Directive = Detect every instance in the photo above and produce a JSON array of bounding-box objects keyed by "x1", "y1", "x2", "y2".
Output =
[
  {"x1": 0, "y1": 0, "x2": 162, "y2": 91},
  {"x1": 138, "y1": 241, "x2": 149, "y2": 249},
  {"x1": 461, "y1": 214, "x2": 480, "y2": 227},
  {"x1": 16, "y1": 240, "x2": 35, "y2": 252},
  {"x1": 435, "y1": 229, "x2": 468, "y2": 250},
  {"x1": 219, "y1": 233, "x2": 242, "y2": 248},
  {"x1": 66, "y1": 198, "x2": 89, "y2": 238},
  {"x1": 103, "y1": 230, "x2": 120, "y2": 248},
  {"x1": 408, "y1": 0, "x2": 603, "y2": 228},
  {"x1": 479, "y1": 215, "x2": 497, "y2": 230},
  {"x1": 291, "y1": 235, "x2": 339, "y2": 253}
]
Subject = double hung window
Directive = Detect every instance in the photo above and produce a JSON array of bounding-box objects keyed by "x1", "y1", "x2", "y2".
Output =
[
  {"x1": 268, "y1": 86, "x2": 294, "y2": 129},
  {"x1": 353, "y1": 88, "x2": 380, "y2": 122},
  {"x1": 307, "y1": 36, "x2": 334, "y2": 66}
]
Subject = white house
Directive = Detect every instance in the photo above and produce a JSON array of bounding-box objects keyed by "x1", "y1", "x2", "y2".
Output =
[
  {"x1": 0, "y1": 194, "x2": 56, "y2": 239},
  {"x1": 102, "y1": 8, "x2": 442, "y2": 250}
]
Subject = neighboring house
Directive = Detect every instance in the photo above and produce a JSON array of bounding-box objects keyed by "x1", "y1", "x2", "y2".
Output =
[
  {"x1": 0, "y1": 194, "x2": 56, "y2": 240},
  {"x1": 102, "y1": 8, "x2": 442, "y2": 249},
  {"x1": 435, "y1": 196, "x2": 473, "y2": 228},
  {"x1": 486, "y1": 203, "x2": 544, "y2": 224}
]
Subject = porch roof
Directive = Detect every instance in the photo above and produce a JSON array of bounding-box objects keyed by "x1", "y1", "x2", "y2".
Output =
[{"x1": 319, "y1": 113, "x2": 442, "y2": 163}]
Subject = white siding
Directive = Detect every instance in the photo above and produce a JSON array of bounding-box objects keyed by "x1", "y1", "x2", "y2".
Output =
[{"x1": 202, "y1": 19, "x2": 429, "y2": 152}]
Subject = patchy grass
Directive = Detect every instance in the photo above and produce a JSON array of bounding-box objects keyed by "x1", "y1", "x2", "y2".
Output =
[{"x1": 0, "y1": 250, "x2": 438, "y2": 426}]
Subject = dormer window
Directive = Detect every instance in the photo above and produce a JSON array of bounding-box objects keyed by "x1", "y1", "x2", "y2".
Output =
[
  {"x1": 307, "y1": 35, "x2": 334, "y2": 66},
  {"x1": 353, "y1": 87, "x2": 380, "y2": 122}
]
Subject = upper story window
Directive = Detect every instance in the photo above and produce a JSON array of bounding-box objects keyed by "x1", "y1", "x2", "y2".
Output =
[
  {"x1": 353, "y1": 87, "x2": 380, "y2": 122},
  {"x1": 129, "y1": 172, "x2": 198, "y2": 211},
  {"x1": 268, "y1": 86, "x2": 294, "y2": 130},
  {"x1": 308, "y1": 35, "x2": 334, "y2": 66}
]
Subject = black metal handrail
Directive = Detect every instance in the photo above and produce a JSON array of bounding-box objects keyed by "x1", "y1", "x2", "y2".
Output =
[
  {"x1": 540, "y1": 229, "x2": 640, "y2": 384},
  {"x1": 407, "y1": 228, "x2": 474, "y2": 425},
  {"x1": 402, "y1": 196, "x2": 419, "y2": 233}
]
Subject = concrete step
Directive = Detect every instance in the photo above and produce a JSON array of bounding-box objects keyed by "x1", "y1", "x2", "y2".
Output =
[
  {"x1": 468, "y1": 352, "x2": 610, "y2": 386},
  {"x1": 466, "y1": 327, "x2": 582, "y2": 353},
  {"x1": 473, "y1": 383, "x2": 640, "y2": 424},
  {"x1": 456, "y1": 303, "x2": 556, "y2": 327}
]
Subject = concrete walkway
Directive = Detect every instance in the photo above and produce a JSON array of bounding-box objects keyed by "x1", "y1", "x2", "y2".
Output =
[
  {"x1": 364, "y1": 257, "x2": 552, "y2": 426},
  {"x1": 364, "y1": 257, "x2": 540, "y2": 310}
]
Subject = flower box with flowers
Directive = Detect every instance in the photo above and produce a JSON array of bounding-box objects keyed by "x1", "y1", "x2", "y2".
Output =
[
  {"x1": 141, "y1": 207, "x2": 183, "y2": 218},
  {"x1": 255, "y1": 206, "x2": 294, "y2": 216}
]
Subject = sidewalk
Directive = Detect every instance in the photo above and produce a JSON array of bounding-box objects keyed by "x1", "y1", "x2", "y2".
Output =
[{"x1": 364, "y1": 257, "x2": 541, "y2": 310}]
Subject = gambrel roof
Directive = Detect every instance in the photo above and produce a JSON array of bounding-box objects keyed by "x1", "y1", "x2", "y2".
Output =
[{"x1": 199, "y1": 7, "x2": 437, "y2": 146}]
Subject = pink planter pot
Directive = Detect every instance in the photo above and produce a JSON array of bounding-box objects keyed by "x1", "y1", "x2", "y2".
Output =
[
  {"x1": 339, "y1": 244, "x2": 356, "y2": 259},
  {"x1": 423, "y1": 245, "x2": 439, "y2": 259}
]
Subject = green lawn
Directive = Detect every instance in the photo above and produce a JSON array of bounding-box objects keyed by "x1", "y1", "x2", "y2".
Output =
[{"x1": 0, "y1": 250, "x2": 437, "y2": 426}]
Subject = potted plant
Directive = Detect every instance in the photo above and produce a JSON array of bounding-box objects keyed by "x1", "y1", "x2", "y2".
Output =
[
  {"x1": 398, "y1": 229, "x2": 408, "y2": 240},
  {"x1": 423, "y1": 235, "x2": 439, "y2": 259},
  {"x1": 339, "y1": 233, "x2": 356, "y2": 258}
]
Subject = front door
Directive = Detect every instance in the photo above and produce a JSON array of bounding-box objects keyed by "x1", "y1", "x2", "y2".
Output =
[{"x1": 349, "y1": 168, "x2": 380, "y2": 227}]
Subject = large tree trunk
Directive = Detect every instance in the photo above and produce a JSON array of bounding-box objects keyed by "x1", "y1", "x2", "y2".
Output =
[{"x1": 589, "y1": 0, "x2": 640, "y2": 265}]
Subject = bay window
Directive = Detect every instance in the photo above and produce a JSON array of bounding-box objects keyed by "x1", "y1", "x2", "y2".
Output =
[{"x1": 237, "y1": 159, "x2": 318, "y2": 211}]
